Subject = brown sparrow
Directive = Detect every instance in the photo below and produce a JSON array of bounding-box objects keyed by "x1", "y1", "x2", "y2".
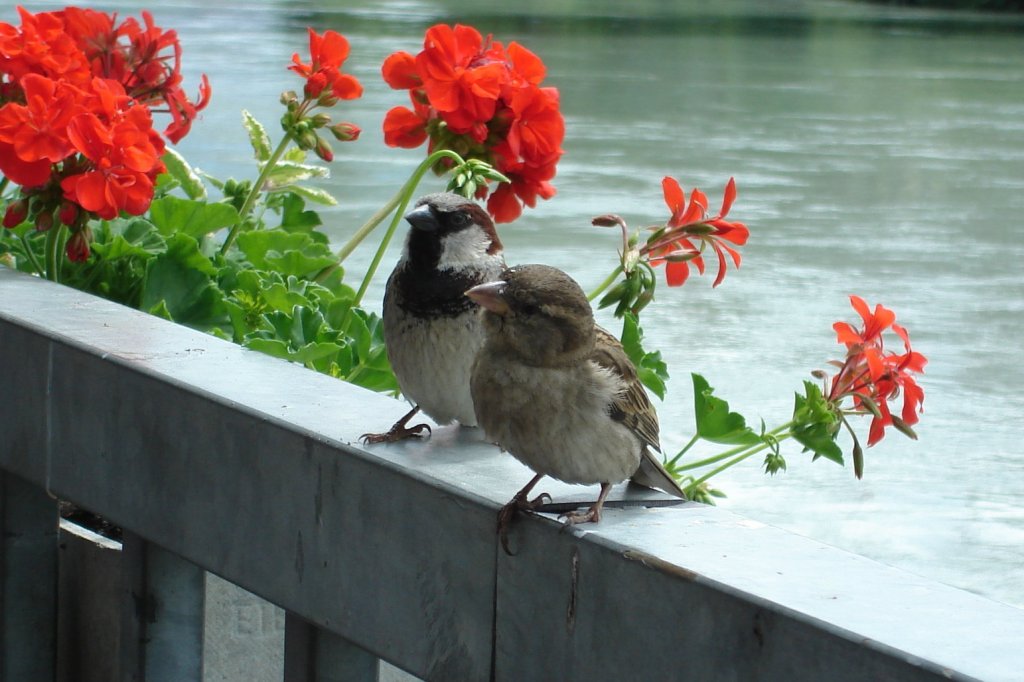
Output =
[
  {"x1": 361, "y1": 193, "x2": 504, "y2": 444},
  {"x1": 467, "y1": 264, "x2": 686, "y2": 542}
]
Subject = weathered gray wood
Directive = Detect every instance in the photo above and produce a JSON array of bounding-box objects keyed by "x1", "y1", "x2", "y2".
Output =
[
  {"x1": 0, "y1": 472, "x2": 58, "y2": 682},
  {"x1": 2, "y1": 266, "x2": 1024, "y2": 682}
]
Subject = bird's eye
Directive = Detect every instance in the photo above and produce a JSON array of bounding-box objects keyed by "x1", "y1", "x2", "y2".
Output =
[
  {"x1": 518, "y1": 302, "x2": 541, "y2": 316},
  {"x1": 449, "y1": 212, "x2": 471, "y2": 227}
]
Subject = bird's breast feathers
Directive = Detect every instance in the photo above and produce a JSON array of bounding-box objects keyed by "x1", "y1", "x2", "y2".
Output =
[{"x1": 472, "y1": 355, "x2": 641, "y2": 485}]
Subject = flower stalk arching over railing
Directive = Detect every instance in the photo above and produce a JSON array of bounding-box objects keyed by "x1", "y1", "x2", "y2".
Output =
[
  {"x1": 585, "y1": 177, "x2": 926, "y2": 502},
  {"x1": 0, "y1": 6, "x2": 927, "y2": 501}
]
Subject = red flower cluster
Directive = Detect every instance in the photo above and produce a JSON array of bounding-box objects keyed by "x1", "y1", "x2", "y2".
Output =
[
  {"x1": 283, "y1": 28, "x2": 363, "y2": 163},
  {"x1": 0, "y1": 6, "x2": 209, "y2": 261},
  {"x1": 829, "y1": 295, "x2": 927, "y2": 446},
  {"x1": 644, "y1": 176, "x2": 749, "y2": 287},
  {"x1": 381, "y1": 24, "x2": 564, "y2": 223}
]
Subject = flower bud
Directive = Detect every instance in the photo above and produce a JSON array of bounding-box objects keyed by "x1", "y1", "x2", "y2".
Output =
[
  {"x1": 329, "y1": 121, "x2": 361, "y2": 142},
  {"x1": 58, "y1": 200, "x2": 79, "y2": 227},
  {"x1": 311, "y1": 113, "x2": 332, "y2": 129},
  {"x1": 317, "y1": 91, "x2": 339, "y2": 108},
  {"x1": 65, "y1": 226, "x2": 92, "y2": 263},
  {"x1": 314, "y1": 135, "x2": 334, "y2": 162},
  {"x1": 280, "y1": 90, "x2": 299, "y2": 106},
  {"x1": 35, "y1": 210, "x2": 54, "y2": 232},
  {"x1": 591, "y1": 214, "x2": 625, "y2": 229},
  {"x1": 2, "y1": 199, "x2": 28, "y2": 228},
  {"x1": 296, "y1": 130, "x2": 318, "y2": 151}
]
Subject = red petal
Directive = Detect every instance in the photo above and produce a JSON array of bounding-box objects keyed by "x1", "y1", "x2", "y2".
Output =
[
  {"x1": 665, "y1": 260, "x2": 690, "y2": 287},
  {"x1": 507, "y1": 42, "x2": 546, "y2": 85},
  {"x1": 486, "y1": 184, "x2": 522, "y2": 223},
  {"x1": 330, "y1": 73, "x2": 363, "y2": 100},
  {"x1": 833, "y1": 322, "x2": 863, "y2": 347},
  {"x1": 720, "y1": 176, "x2": 737, "y2": 217},
  {"x1": 679, "y1": 190, "x2": 707, "y2": 225},
  {"x1": 661, "y1": 176, "x2": 685, "y2": 223},
  {"x1": 382, "y1": 106, "x2": 428, "y2": 148},
  {"x1": 381, "y1": 51, "x2": 421, "y2": 89}
]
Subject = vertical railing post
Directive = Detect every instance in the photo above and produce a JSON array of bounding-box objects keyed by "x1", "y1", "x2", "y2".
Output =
[
  {"x1": 0, "y1": 472, "x2": 58, "y2": 682},
  {"x1": 120, "y1": 533, "x2": 205, "y2": 681},
  {"x1": 284, "y1": 612, "x2": 380, "y2": 682}
]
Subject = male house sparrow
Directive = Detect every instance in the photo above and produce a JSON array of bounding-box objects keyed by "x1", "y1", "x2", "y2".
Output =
[
  {"x1": 362, "y1": 193, "x2": 505, "y2": 443},
  {"x1": 467, "y1": 264, "x2": 686, "y2": 535}
]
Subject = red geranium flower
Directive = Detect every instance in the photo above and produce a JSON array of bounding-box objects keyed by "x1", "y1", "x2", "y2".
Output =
[
  {"x1": 382, "y1": 92, "x2": 430, "y2": 148},
  {"x1": 0, "y1": 73, "x2": 85, "y2": 186},
  {"x1": 289, "y1": 28, "x2": 362, "y2": 101},
  {"x1": 381, "y1": 23, "x2": 565, "y2": 223},
  {"x1": 644, "y1": 176, "x2": 748, "y2": 287},
  {"x1": 827, "y1": 296, "x2": 927, "y2": 446},
  {"x1": 60, "y1": 82, "x2": 165, "y2": 220}
]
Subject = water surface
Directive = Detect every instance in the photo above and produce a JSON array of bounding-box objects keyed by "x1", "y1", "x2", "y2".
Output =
[{"x1": 28, "y1": 0, "x2": 1024, "y2": 607}]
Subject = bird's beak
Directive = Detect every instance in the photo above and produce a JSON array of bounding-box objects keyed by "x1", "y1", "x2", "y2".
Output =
[
  {"x1": 404, "y1": 204, "x2": 438, "y2": 232},
  {"x1": 465, "y1": 281, "x2": 509, "y2": 315}
]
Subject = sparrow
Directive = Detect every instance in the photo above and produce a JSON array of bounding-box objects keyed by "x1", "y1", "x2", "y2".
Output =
[
  {"x1": 361, "y1": 192, "x2": 505, "y2": 444},
  {"x1": 466, "y1": 264, "x2": 686, "y2": 545}
]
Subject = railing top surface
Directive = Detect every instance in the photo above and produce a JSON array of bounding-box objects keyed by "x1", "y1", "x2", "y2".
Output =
[{"x1": 2, "y1": 266, "x2": 1022, "y2": 682}]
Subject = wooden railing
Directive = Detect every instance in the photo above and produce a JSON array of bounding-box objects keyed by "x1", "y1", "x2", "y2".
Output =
[{"x1": 1, "y1": 266, "x2": 1022, "y2": 681}]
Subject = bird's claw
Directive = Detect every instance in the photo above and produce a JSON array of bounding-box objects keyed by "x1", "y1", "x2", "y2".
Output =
[
  {"x1": 497, "y1": 491, "x2": 551, "y2": 555},
  {"x1": 562, "y1": 504, "x2": 601, "y2": 525},
  {"x1": 359, "y1": 421, "x2": 431, "y2": 445}
]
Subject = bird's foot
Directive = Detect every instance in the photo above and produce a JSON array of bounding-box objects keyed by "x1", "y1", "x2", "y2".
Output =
[
  {"x1": 497, "y1": 491, "x2": 551, "y2": 555},
  {"x1": 359, "y1": 422, "x2": 430, "y2": 445},
  {"x1": 359, "y1": 407, "x2": 431, "y2": 445},
  {"x1": 562, "y1": 503, "x2": 602, "y2": 525}
]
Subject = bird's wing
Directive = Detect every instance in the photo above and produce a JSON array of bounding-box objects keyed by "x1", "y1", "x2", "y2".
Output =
[
  {"x1": 592, "y1": 326, "x2": 687, "y2": 500},
  {"x1": 591, "y1": 326, "x2": 661, "y2": 452}
]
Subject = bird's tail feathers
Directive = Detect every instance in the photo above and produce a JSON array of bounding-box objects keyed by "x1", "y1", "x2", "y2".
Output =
[{"x1": 632, "y1": 450, "x2": 688, "y2": 499}]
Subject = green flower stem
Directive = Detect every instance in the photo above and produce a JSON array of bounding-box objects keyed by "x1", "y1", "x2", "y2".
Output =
[
  {"x1": 666, "y1": 433, "x2": 700, "y2": 469},
  {"x1": 684, "y1": 432, "x2": 794, "y2": 495},
  {"x1": 312, "y1": 188, "x2": 405, "y2": 285},
  {"x1": 0, "y1": 177, "x2": 9, "y2": 197},
  {"x1": 587, "y1": 265, "x2": 624, "y2": 302},
  {"x1": 219, "y1": 133, "x2": 294, "y2": 256},
  {"x1": 18, "y1": 232, "x2": 45, "y2": 278},
  {"x1": 336, "y1": 191, "x2": 403, "y2": 264},
  {"x1": 674, "y1": 422, "x2": 794, "y2": 473},
  {"x1": 44, "y1": 225, "x2": 62, "y2": 282},
  {"x1": 348, "y1": 149, "x2": 467, "y2": 310}
]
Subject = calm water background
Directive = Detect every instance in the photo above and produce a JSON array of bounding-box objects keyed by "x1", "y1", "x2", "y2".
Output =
[{"x1": 23, "y1": 0, "x2": 1024, "y2": 607}]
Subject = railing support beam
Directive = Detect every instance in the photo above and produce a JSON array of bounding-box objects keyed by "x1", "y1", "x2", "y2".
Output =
[
  {"x1": 120, "y1": 533, "x2": 205, "y2": 682},
  {"x1": 284, "y1": 612, "x2": 381, "y2": 682},
  {"x1": 0, "y1": 472, "x2": 58, "y2": 682}
]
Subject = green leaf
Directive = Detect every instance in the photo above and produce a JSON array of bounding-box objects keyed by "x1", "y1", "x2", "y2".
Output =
[
  {"x1": 263, "y1": 161, "x2": 329, "y2": 190},
  {"x1": 279, "y1": 193, "x2": 324, "y2": 236},
  {"x1": 89, "y1": 219, "x2": 166, "y2": 261},
  {"x1": 791, "y1": 381, "x2": 844, "y2": 465},
  {"x1": 148, "y1": 196, "x2": 241, "y2": 239},
  {"x1": 161, "y1": 148, "x2": 207, "y2": 200},
  {"x1": 236, "y1": 229, "x2": 338, "y2": 277},
  {"x1": 148, "y1": 299, "x2": 174, "y2": 321},
  {"x1": 140, "y1": 233, "x2": 227, "y2": 329},
  {"x1": 283, "y1": 147, "x2": 307, "y2": 163},
  {"x1": 242, "y1": 110, "x2": 272, "y2": 162},
  {"x1": 619, "y1": 312, "x2": 670, "y2": 399},
  {"x1": 691, "y1": 373, "x2": 762, "y2": 445},
  {"x1": 279, "y1": 184, "x2": 337, "y2": 206},
  {"x1": 245, "y1": 338, "x2": 342, "y2": 365}
]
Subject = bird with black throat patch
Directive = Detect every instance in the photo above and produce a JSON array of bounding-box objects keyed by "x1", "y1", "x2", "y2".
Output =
[
  {"x1": 466, "y1": 264, "x2": 687, "y2": 547},
  {"x1": 361, "y1": 192, "x2": 505, "y2": 444}
]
